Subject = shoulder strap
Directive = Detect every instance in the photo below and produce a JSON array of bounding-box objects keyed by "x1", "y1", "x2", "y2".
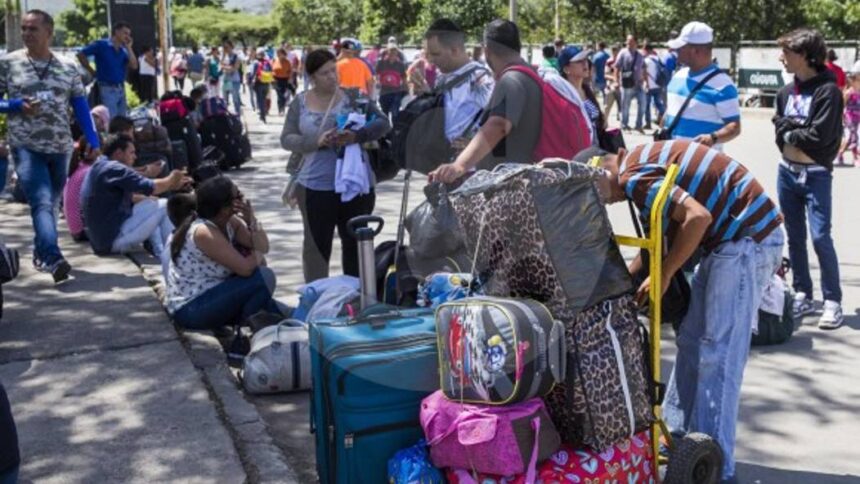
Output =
[
  {"x1": 434, "y1": 65, "x2": 484, "y2": 93},
  {"x1": 665, "y1": 68, "x2": 722, "y2": 137}
]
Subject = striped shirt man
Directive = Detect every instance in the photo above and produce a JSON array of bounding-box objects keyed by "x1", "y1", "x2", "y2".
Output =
[
  {"x1": 664, "y1": 64, "x2": 740, "y2": 147},
  {"x1": 619, "y1": 140, "x2": 782, "y2": 252}
]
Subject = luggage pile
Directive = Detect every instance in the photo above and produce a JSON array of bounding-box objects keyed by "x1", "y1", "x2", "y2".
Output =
[{"x1": 305, "y1": 161, "x2": 663, "y2": 483}]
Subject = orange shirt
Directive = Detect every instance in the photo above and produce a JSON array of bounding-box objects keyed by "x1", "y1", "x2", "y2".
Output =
[
  {"x1": 337, "y1": 58, "x2": 372, "y2": 93},
  {"x1": 273, "y1": 57, "x2": 292, "y2": 79}
]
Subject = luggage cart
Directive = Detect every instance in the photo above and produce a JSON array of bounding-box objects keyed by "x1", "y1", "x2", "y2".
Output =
[{"x1": 591, "y1": 159, "x2": 723, "y2": 483}]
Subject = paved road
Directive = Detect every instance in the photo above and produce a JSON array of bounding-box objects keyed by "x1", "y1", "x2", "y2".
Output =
[
  {"x1": 0, "y1": 204, "x2": 246, "y2": 483},
  {"x1": 230, "y1": 106, "x2": 860, "y2": 483}
]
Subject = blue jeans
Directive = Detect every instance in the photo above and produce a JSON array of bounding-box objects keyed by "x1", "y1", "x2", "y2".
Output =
[
  {"x1": 663, "y1": 228, "x2": 784, "y2": 480},
  {"x1": 99, "y1": 83, "x2": 128, "y2": 118},
  {"x1": 12, "y1": 147, "x2": 70, "y2": 266},
  {"x1": 222, "y1": 81, "x2": 242, "y2": 115},
  {"x1": 646, "y1": 87, "x2": 665, "y2": 125},
  {"x1": 379, "y1": 92, "x2": 404, "y2": 121},
  {"x1": 112, "y1": 198, "x2": 174, "y2": 257},
  {"x1": 622, "y1": 86, "x2": 646, "y2": 129},
  {"x1": 0, "y1": 157, "x2": 8, "y2": 193},
  {"x1": 173, "y1": 267, "x2": 278, "y2": 330},
  {"x1": 777, "y1": 164, "x2": 842, "y2": 303}
]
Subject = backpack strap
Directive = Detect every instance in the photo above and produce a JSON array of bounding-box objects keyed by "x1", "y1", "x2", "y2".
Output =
[
  {"x1": 664, "y1": 68, "x2": 722, "y2": 137},
  {"x1": 434, "y1": 65, "x2": 486, "y2": 93}
]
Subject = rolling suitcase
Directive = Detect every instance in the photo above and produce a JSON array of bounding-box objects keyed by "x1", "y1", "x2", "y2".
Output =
[{"x1": 310, "y1": 215, "x2": 440, "y2": 484}]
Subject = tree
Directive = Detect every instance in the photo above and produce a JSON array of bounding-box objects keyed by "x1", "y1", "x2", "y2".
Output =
[
  {"x1": 172, "y1": 6, "x2": 278, "y2": 47},
  {"x1": 360, "y1": 0, "x2": 419, "y2": 45},
  {"x1": 407, "y1": 0, "x2": 500, "y2": 42},
  {"x1": 57, "y1": 0, "x2": 107, "y2": 47},
  {"x1": 275, "y1": 0, "x2": 362, "y2": 44}
]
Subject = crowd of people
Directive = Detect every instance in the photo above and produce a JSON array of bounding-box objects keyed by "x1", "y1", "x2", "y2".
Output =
[{"x1": 0, "y1": 5, "x2": 856, "y2": 483}]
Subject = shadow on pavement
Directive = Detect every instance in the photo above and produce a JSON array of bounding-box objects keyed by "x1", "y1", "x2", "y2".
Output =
[{"x1": 736, "y1": 462, "x2": 860, "y2": 483}]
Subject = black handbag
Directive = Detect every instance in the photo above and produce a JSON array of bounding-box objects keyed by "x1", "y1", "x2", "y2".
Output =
[
  {"x1": 598, "y1": 127, "x2": 626, "y2": 153},
  {"x1": 653, "y1": 69, "x2": 721, "y2": 142},
  {"x1": 365, "y1": 135, "x2": 400, "y2": 183},
  {"x1": 627, "y1": 201, "x2": 691, "y2": 330}
]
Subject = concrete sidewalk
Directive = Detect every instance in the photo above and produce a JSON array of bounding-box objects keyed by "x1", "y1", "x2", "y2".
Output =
[{"x1": 0, "y1": 202, "x2": 289, "y2": 483}]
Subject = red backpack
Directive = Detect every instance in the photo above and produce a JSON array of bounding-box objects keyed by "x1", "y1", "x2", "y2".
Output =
[{"x1": 503, "y1": 65, "x2": 591, "y2": 162}]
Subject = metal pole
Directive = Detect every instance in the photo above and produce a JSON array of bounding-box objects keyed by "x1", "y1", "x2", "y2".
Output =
[
  {"x1": 509, "y1": 0, "x2": 517, "y2": 23},
  {"x1": 106, "y1": 0, "x2": 112, "y2": 33},
  {"x1": 157, "y1": 0, "x2": 170, "y2": 93},
  {"x1": 166, "y1": 0, "x2": 173, "y2": 49},
  {"x1": 554, "y1": 0, "x2": 560, "y2": 39}
]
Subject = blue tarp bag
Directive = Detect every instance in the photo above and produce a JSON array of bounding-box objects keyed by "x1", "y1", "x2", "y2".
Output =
[{"x1": 387, "y1": 439, "x2": 445, "y2": 484}]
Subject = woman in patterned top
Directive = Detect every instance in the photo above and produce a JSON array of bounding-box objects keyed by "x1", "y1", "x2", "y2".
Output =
[{"x1": 166, "y1": 176, "x2": 281, "y2": 330}]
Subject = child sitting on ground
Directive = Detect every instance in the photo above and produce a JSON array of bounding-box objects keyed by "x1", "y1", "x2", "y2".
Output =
[{"x1": 63, "y1": 136, "x2": 101, "y2": 242}]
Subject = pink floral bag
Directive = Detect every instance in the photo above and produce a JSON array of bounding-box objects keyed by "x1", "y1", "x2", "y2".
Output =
[{"x1": 420, "y1": 391, "x2": 561, "y2": 479}]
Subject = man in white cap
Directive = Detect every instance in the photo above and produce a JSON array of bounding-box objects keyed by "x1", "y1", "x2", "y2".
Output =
[{"x1": 661, "y1": 21, "x2": 740, "y2": 149}]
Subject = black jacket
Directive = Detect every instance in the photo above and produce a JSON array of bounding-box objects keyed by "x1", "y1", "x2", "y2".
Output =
[
  {"x1": 774, "y1": 69, "x2": 843, "y2": 170},
  {"x1": 0, "y1": 382, "x2": 19, "y2": 474}
]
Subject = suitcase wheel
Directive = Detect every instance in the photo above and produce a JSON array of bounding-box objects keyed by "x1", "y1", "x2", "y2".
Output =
[{"x1": 665, "y1": 432, "x2": 723, "y2": 484}]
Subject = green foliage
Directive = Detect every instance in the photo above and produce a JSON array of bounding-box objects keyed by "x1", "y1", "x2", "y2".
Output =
[
  {"x1": 360, "y1": 0, "x2": 419, "y2": 44},
  {"x1": 172, "y1": 6, "x2": 278, "y2": 47},
  {"x1": 407, "y1": 0, "x2": 501, "y2": 41},
  {"x1": 275, "y1": 0, "x2": 362, "y2": 45},
  {"x1": 125, "y1": 82, "x2": 142, "y2": 109},
  {"x1": 57, "y1": 0, "x2": 108, "y2": 47}
]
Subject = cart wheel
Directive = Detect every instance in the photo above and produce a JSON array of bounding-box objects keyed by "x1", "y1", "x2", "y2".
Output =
[{"x1": 665, "y1": 433, "x2": 723, "y2": 484}]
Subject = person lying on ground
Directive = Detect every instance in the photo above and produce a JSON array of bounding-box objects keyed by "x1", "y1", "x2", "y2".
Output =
[
  {"x1": 165, "y1": 176, "x2": 280, "y2": 330},
  {"x1": 81, "y1": 134, "x2": 190, "y2": 258}
]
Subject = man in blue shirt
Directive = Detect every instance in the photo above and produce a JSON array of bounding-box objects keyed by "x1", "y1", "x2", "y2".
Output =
[
  {"x1": 663, "y1": 22, "x2": 741, "y2": 149},
  {"x1": 591, "y1": 41, "x2": 610, "y2": 100},
  {"x1": 77, "y1": 22, "x2": 138, "y2": 118},
  {"x1": 187, "y1": 45, "x2": 206, "y2": 87}
]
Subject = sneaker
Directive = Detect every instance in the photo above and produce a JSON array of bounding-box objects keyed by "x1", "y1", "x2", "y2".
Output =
[
  {"x1": 792, "y1": 292, "x2": 815, "y2": 319},
  {"x1": 32, "y1": 256, "x2": 49, "y2": 273},
  {"x1": 50, "y1": 259, "x2": 71, "y2": 283},
  {"x1": 818, "y1": 300, "x2": 844, "y2": 330}
]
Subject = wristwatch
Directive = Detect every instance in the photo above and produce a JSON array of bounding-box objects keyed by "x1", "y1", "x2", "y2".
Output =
[{"x1": 709, "y1": 132, "x2": 719, "y2": 144}]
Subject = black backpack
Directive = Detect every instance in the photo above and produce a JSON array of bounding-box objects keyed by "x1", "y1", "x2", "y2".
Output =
[{"x1": 391, "y1": 65, "x2": 488, "y2": 174}]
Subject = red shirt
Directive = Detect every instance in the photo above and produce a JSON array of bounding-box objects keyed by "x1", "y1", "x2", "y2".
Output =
[{"x1": 826, "y1": 62, "x2": 846, "y2": 89}]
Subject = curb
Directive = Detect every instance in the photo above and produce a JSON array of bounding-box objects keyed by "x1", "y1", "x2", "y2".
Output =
[{"x1": 127, "y1": 252, "x2": 299, "y2": 484}]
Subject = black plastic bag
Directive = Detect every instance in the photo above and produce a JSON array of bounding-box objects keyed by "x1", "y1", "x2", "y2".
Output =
[{"x1": 405, "y1": 184, "x2": 463, "y2": 259}]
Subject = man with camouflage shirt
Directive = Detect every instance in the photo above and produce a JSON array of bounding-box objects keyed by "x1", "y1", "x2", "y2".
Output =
[{"x1": 0, "y1": 10, "x2": 100, "y2": 282}]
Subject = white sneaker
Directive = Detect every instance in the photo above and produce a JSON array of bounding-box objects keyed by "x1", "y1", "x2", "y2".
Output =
[
  {"x1": 792, "y1": 292, "x2": 815, "y2": 319},
  {"x1": 818, "y1": 301, "x2": 844, "y2": 330}
]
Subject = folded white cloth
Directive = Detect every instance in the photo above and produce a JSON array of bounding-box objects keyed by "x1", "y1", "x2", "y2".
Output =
[{"x1": 335, "y1": 112, "x2": 371, "y2": 202}]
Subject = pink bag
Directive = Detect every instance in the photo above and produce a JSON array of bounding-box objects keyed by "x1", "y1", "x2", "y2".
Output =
[
  {"x1": 420, "y1": 391, "x2": 561, "y2": 479},
  {"x1": 502, "y1": 65, "x2": 591, "y2": 163},
  {"x1": 446, "y1": 432, "x2": 655, "y2": 484}
]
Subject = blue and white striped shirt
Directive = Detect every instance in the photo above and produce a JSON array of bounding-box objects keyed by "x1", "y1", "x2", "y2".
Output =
[{"x1": 664, "y1": 64, "x2": 740, "y2": 145}]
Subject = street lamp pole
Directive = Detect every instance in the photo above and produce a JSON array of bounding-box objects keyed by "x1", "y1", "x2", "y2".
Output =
[
  {"x1": 509, "y1": 0, "x2": 517, "y2": 23},
  {"x1": 554, "y1": 0, "x2": 560, "y2": 38}
]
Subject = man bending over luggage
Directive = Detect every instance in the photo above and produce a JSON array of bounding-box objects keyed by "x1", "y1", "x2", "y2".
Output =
[
  {"x1": 82, "y1": 134, "x2": 191, "y2": 258},
  {"x1": 582, "y1": 140, "x2": 784, "y2": 484}
]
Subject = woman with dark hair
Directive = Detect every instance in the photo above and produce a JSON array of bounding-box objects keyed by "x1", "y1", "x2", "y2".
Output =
[
  {"x1": 558, "y1": 46, "x2": 605, "y2": 145},
  {"x1": 166, "y1": 176, "x2": 278, "y2": 330},
  {"x1": 774, "y1": 28, "x2": 845, "y2": 329},
  {"x1": 281, "y1": 49, "x2": 391, "y2": 283}
]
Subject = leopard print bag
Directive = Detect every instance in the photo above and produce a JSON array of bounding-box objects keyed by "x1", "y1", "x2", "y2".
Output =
[
  {"x1": 545, "y1": 294, "x2": 655, "y2": 450},
  {"x1": 448, "y1": 162, "x2": 632, "y2": 320}
]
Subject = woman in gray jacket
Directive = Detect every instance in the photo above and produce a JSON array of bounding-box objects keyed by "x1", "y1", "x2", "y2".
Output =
[{"x1": 281, "y1": 49, "x2": 391, "y2": 283}]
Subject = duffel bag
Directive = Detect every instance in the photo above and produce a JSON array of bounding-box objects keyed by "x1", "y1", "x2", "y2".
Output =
[
  {"x1": 240, "y1": 320, "x2": 311, "y2": 394},
  {"x1": 449, "y1": 162, "x2": 632, "y2": 320},
  {"x1": 420, "y1": 390, "x2": 560, "y2": 478},
  {"x1": 544, "y1": 294, "x2": 655, "y2": 451},
  {"x1": 436, "y1": 297, "x2": 565, "y2": 405}
]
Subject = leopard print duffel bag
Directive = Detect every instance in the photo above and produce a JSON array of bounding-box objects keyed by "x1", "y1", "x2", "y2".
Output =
[{"x1": 545, "y1": 294, "x2": 655, "y2": 451}]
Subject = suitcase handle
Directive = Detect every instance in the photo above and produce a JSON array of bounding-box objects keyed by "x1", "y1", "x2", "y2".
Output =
[{"x1": 346, "y1": 215, "x2": 384, "y2": 241}]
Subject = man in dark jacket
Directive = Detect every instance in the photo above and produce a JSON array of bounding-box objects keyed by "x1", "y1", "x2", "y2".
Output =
[{"x1": 773, "y1": 28, "x2": 844, "y2": 329}]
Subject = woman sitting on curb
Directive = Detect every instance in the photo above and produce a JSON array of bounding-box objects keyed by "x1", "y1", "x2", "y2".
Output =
[{"x1": 166, "y1": 176, "x2": 280, "y2": 330}]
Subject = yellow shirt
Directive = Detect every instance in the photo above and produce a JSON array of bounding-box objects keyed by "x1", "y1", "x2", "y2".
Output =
[{"x1": 337, "y1": 58, "x2": 372, "y2": 93}]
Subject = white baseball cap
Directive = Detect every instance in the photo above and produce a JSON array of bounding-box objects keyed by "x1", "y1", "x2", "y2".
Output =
[{"x1": 667, "y1": 21, "x2": 714, "y2": 49}]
